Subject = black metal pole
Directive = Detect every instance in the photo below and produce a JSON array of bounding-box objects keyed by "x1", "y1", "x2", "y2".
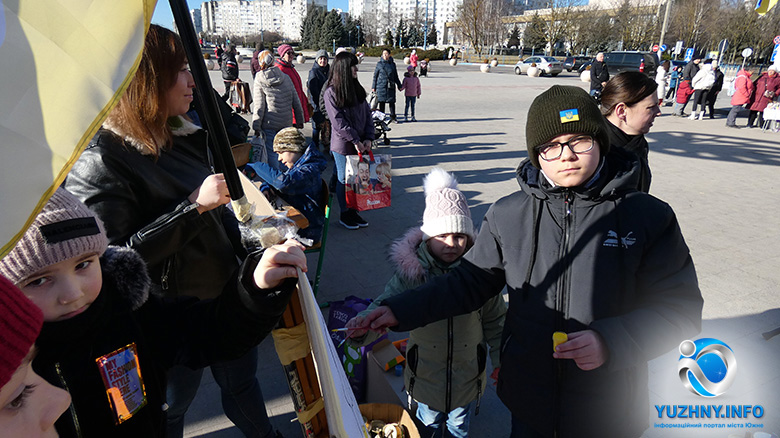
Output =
[{"x1": 169, "y1": 0, "x2": 247, "y2": 209}]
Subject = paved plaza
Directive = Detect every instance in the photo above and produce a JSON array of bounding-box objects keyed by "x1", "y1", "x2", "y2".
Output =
[{"x1": 183, "y1": 58, "x2": 780, "y2": 437}]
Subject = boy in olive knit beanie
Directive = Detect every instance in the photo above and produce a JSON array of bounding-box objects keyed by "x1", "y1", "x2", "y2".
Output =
[
  {"x1": 248, "y1": 127, "x2": 328, "y2": 243},
  {"x1": 358, "y1": 85, "x2": 701, "y2": 437}
]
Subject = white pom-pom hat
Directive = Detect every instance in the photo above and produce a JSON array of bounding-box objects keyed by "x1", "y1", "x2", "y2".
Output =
[{"x1": 419, "y1": 167, "x2": 474, "y2": 241}]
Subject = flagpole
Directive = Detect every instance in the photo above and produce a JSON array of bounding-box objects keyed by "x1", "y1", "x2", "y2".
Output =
[{"x1": 169, "y1": 0, "x2": 252, "y2": 222}]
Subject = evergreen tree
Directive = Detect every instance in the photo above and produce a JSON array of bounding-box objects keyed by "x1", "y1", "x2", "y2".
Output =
[
  {"x1": 507, "y1": 24, "x2": 520, "y2": 48},
  {"x1": 524, "y1": 13, "x2": 546, "y2": 52},
  {"x1": 344, "y1": 16, "x2": 362, "y2": 47},
  {"x1": 300, "y1": 6, "x2": 326, "y2": 49},
  {"x1": 319, "y1": 10, "x2": 345, "y2": 51},
  {"x1": 407, "y1": 24, "x2": 420, "y2": 47},
  {"x1": 384, "y1": 29, "x2": 394, "y2": 46},
  {"x1": 396, "y1": 18, "x2": 407, "y2": 47},
  {"x1": 426, "y1": 23, "x2": 438, "y2": 47}
]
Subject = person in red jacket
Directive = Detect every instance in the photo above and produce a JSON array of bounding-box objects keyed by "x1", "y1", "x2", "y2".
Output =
[
  {"x1": 747, "y1": 66, "x2": 780, "y2": 128},
  {"x1": 275, "y1": 44, "x2": 310, "y2": 125},
  {"x1": 726, "y1": 67, "x2": 754, "y2": 128}
]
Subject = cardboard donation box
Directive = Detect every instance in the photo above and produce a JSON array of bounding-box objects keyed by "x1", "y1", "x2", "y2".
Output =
[
  {"x1": 359, "y1": 403, "x2": 420, "y2": 438},
  {"x1": 365, "y1": 339, "x2": 408, "y2": 407}
]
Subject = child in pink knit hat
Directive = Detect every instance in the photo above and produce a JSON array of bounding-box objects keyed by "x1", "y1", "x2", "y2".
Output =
[
  {"x1": 0, "y1": 274, "x2": 71, "y2": 436},
  {"x1": 346, "y1": 167, "x2": 506, "y2": 437}
]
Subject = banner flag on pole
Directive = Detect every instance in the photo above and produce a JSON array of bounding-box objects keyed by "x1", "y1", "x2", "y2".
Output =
[
  {"x1": 755, "y1": 0, "x2": 778, "y2": 15},
  {"x1": 0, "y1": 0, "x2": 155, "y2": 257}
]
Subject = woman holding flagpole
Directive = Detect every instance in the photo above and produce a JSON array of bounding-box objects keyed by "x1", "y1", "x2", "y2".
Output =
[{"x1": 64, "y1": 24, "x2": 279, "y2": 438}]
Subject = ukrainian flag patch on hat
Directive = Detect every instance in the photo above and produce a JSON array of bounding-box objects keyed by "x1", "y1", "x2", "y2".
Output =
[{"x1": 559, "y1": 109, "x2": 579, "y2": 123}]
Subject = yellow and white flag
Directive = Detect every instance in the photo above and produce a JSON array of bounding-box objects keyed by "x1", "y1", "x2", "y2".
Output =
[
  {"x1": 755, "y1": 0, "x2": 778, "y2": 15},
  {"x1": 0, "y1": 0, "x2": 155, "y2": 256}
]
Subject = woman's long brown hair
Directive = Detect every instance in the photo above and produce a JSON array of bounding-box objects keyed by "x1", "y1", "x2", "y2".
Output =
[{"x1": 105, "y1": 24, "x2": 187, "y2": 157}]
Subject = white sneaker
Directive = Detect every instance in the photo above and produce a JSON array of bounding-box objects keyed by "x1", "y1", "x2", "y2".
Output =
[
  {"x1": 698, "y1": 111, "x2": 704, "y2": 120},
  {"x1": 688, "y1": 113, "x2": 697, "y2": 120}
]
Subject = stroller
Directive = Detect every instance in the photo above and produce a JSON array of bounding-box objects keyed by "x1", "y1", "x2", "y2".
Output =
[{"x1": 372, "y1": 110, "x2": 391, "y2": 146}]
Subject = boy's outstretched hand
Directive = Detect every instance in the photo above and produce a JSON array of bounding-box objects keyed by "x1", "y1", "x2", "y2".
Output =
[
  {"x1": 552, "y1": 330, "x2": 608, "y2": 371},
  {"x1": 345, "y1": 315, "x2": 369, "y2": 338},
  {"x1": 361, "y1": 306, "x2": 399, "y2": 334},
  {"x1": 253, "y1": 240, "x2": 307, "y2": 290}
]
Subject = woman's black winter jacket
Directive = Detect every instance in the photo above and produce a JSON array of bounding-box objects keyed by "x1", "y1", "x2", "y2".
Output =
[
  {"x1": 383, "y1": 149, "x2": 702, "y2": 437},
  {"x1": 372, "y1": 57, "x2": 402, "y2": 103},
  {"x1": 65, "y1": 119, "x2": 244, "y2": 300}
]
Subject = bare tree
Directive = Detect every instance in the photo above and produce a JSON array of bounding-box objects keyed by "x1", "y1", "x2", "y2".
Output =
[
  {"x1": 455, "y1": 0, "x2": 511, "y2": 58},
  {"x1": 668, "y1": 0, "x2": 719, "y2": 52},
  {"x1": 535, "y1": 0, "x2": 581, "y2": 55}
]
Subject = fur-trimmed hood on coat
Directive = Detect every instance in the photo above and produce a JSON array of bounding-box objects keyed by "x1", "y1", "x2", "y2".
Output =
[
  {"x1": 102, "y1": 115, "x2": 201, "y2": 155},
  {"x1": 100, "y1": 245, "x2": 152, "y2": 310},
  {"x1": 389, "y1": 227, "x2": 427, "y2": 283},
  {"x1": 388, "y1": 227, "x2": 471, "y2": 284}
]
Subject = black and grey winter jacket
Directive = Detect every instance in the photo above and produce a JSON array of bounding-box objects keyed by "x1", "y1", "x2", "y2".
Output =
[
  {"x1": 65, "y1": 117, "x2": 244, "y2": 300},
  {"x1": 383, "y1": 149, "x2": 702, "y2": 437},
  {"x1": 33, "y1": 246, "x2": 296, "y2": 438}
]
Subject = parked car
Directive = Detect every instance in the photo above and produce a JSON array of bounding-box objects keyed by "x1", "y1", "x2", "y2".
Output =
[
  {"x1": 604, "y1": 51, "x2": 659, "y2": 76},
  {"x1": 514, "y1": 56, "x2": 563, "y2": 76},
  {"x1": 563, "y1": 55, "x2": 592, "y2": 72}
]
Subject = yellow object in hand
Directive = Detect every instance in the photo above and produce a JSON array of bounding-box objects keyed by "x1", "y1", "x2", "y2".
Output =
[{"x1": 553, "y1": 332, "x2": 568, "y2": 352}]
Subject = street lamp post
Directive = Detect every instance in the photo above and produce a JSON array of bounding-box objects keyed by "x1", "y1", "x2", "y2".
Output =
[{"x1": 423, "y1": 0, "x2": 429, "y2": 49}]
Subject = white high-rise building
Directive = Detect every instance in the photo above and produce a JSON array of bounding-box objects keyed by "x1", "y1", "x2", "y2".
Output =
[
  {"x1": 200, "y1": 0, "x2": 324, "y2": 40},
  {"x1": 190, "y1": 8, "x2": 203, "y2": 34}
]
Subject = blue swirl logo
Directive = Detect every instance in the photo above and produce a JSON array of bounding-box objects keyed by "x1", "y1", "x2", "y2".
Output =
[{"x1": 677, "y1": 338, "x2": 737, "y2": 398}]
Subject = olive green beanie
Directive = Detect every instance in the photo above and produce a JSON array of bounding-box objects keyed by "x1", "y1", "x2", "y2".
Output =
[
  {"x1": 273, "y1": 127, "x2": 307, "y2": 153},
  {"x1": 525, "y1": 85, "x2": 610, "y2": 168}
]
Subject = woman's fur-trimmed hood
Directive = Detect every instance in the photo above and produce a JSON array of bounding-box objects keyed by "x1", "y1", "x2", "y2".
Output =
[
  {"x1": 100, "y1": 246, "x2": 152, "y2": 310},
  {"x1": 103, "y1": 115, "x2": 201, "y2": 155}
]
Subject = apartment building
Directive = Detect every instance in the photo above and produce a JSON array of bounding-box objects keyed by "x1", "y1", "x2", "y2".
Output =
[{"x1": 200, "y1": 0, "x2": 325, "y2": 40}]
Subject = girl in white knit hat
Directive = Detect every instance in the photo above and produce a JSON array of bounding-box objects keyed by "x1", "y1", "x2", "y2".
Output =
[{"x1": 346, "y1": 167, "x2": 506, "y2": 438}]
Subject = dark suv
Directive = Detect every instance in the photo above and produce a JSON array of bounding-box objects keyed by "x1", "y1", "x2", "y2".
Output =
[
  {"x1": 563, "y1": 56, "x2": 592, "y2": 72},
  {"x1": 604, "y1": 51, "x2": 659, "y2": 77}
]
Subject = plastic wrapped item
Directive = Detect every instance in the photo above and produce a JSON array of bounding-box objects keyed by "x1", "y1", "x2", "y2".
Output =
[{"x1": 239, "y1": 208, "x2": 313, "y2": 249}]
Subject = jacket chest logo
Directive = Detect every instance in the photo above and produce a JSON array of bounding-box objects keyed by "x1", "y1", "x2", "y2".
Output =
[
  {"x1": 95, "y1": 342, "x2": 147, "y2": 424},
  {"x1": 603, "y1": 230, "x2": 636, "y2": 248}
]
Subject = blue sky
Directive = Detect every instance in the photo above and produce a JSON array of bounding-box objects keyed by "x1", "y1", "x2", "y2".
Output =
[{"x1": 152, "y1": 0, "x2": 348, "y2": 29}]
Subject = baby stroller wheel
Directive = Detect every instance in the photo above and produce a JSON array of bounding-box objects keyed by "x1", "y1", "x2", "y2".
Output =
[{"x1": 384, "y1": 135, "x2": 390, "y2": 145}]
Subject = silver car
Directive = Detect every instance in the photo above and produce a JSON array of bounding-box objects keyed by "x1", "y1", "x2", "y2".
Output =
[{"x1": 514, "y1": 56, "x2": 563, "y2": 76}]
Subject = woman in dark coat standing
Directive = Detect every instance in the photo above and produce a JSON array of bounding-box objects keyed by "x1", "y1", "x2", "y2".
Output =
[
  {"x1": 372, "y1": 48, "x2": 402, "y2": 122},
  {"x1": 601, "y1": 71, "x2": 661, "y2": 193},
  {"x1": 308, "y1": 49, "x2": 330, "y2": 148},
  {"x1": 64, "y1": 25, "x2": 278, "y2": 438}
]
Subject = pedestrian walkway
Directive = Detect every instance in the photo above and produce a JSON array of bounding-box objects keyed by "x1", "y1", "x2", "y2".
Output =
[{"x1": 184, "y1": 59, "x2": 780, "y2": 437}]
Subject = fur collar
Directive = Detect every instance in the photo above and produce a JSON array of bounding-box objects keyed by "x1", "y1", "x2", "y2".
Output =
[
  {"x1": 102, "y1": 115, "x2": 201, "y2": 155},
  {"x1": 389, "y1": 227, "x2": 426, "y2": 283},
  {"x1": 100, "y1": 246, "x2": 152, "y2": 310}
]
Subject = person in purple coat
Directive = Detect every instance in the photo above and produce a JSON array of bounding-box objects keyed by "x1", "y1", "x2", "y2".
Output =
[{"x1": 323, "y1": 51, "x2": 375, "y2": 230}]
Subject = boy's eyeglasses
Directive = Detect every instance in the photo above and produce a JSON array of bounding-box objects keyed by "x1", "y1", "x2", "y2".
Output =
[{"x1": 536, "y1": 135, "x2": 595, "y2": 161}]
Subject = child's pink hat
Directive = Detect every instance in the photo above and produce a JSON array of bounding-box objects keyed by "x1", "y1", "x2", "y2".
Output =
[{"x1": 0, "y1": 187, "x2": 108, "y2": 285}]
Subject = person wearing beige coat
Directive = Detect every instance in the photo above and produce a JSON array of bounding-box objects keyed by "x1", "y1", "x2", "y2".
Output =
[{"x1": 251, "y1": 50, "x2": 303, "y2": 170}]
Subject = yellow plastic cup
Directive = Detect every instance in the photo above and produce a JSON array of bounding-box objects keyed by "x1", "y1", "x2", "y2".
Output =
[{"x1": 553, "y1": 331, "x2": 568, "y2": 352}]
